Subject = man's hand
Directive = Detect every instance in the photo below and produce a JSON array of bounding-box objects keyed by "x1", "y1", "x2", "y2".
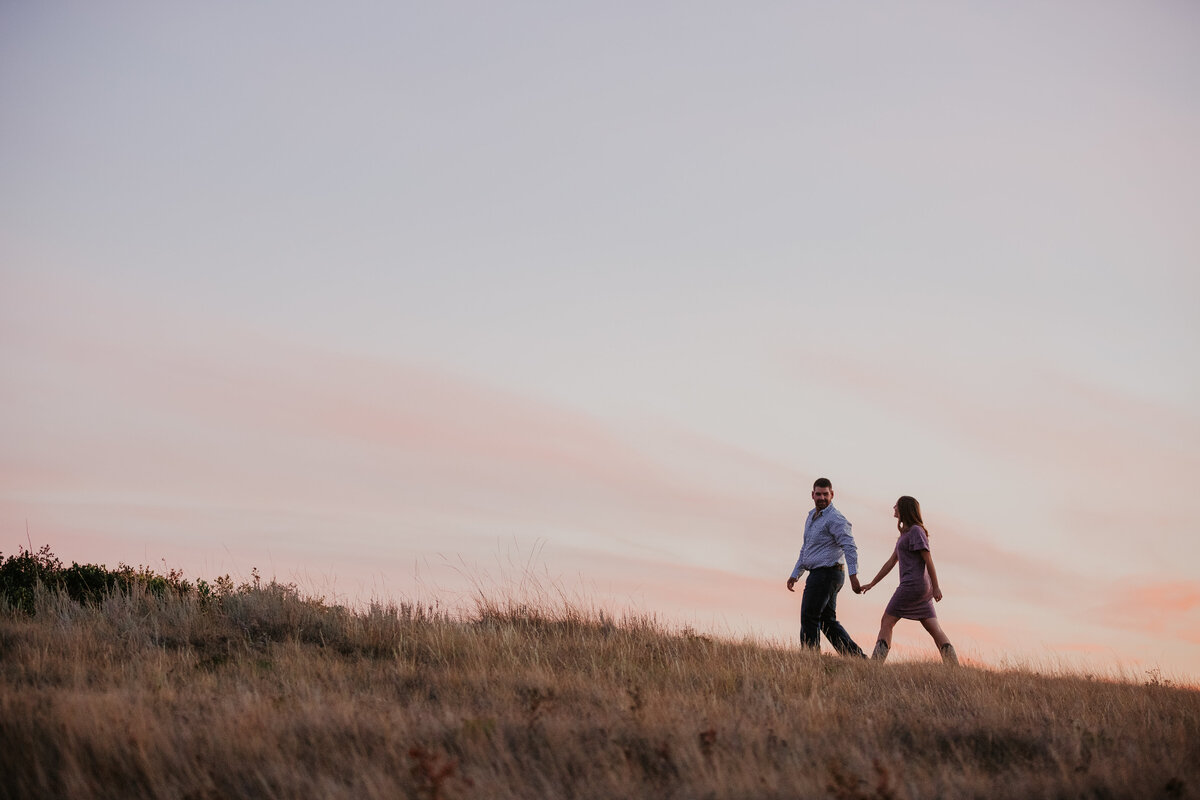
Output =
[
  {"x1": 850, "y1": 574, "x2": 862, "y2": 594},
  {"x1": 786, "y1": 577, "x2": 797, "y2": 592}
]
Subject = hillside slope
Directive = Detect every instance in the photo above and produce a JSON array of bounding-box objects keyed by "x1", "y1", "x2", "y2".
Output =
[{"x1": 0, "y1": 557, "x2": 1196, "y2": 799}]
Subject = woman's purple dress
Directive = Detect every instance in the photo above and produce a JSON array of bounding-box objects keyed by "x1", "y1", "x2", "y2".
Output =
[{"x1": 884, "y1": 524, "x2": 936, "y2": 620}]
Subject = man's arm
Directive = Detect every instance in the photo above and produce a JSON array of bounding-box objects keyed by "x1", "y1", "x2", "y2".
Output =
[
  {"x1": 830, "y1": 515, "x2": 859, "y2": 585},
  {"x1": 786, "y1": 554, "x2": 806, "y2": 591}
]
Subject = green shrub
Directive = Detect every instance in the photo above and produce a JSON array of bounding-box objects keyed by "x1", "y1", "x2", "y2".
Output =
[{"x1": 0, "y1": 545, "x2": 193, "y2": 614}]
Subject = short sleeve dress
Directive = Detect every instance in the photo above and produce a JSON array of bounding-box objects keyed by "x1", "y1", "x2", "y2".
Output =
[{"x1": 884, "y1": 524, "x2": 936, "y2": 620}]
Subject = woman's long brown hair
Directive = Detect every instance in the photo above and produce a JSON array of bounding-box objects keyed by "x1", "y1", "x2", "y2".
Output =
[{"x1": 896, "y1": 495, "x2": 928, "y2": 535}]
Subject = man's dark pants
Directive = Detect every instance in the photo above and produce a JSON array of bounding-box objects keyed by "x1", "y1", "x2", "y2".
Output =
[{"x1": 800, "y1": 566, "x2": 865, "y2": 657}]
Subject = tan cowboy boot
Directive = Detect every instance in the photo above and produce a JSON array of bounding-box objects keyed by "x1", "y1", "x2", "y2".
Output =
[
  {"x1": 940, "y1": 643, "x2": 958, "y2": 665},
  {"x1": 871, "y1": 640, "x2": 889, "y2": 661}
]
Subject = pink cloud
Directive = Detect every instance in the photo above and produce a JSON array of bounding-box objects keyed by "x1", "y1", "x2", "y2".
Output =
[
  {"x1": 811, "y1": 350, "x2": 1199, "y2": 496},
  {"x1": 1057, "y1": 641, "x2": 1121, "y2": 655},
  {"x1": 5, "y1": 273, "x2": 1200, "y2": 680},
  {"x1": 2, "y1": 274, "x2": 809, "y2": 590},
  {"x1": 1091, "y1": 579, "x2": 1200, "y2": 642},
  {"x1": 6, "y1": 297, "x2": 797, "y2": 535}
]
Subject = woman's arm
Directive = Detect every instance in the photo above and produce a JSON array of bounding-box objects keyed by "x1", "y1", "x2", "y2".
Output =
[
  {"x1": 861, "y1": 552, "x2": 898, "y2": 592},
  {"x1": 920, "y1": 550, "x2": 942, "y2": 601}
]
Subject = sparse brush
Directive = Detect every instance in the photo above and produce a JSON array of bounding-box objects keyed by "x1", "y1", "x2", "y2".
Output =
[{"x1": 0, "y1": 548, "x2": 1197, "y2": 800}]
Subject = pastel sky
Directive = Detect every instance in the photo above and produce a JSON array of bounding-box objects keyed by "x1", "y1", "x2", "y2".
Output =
[{"x1": 3, "y1": 2, "x2": 1198, "y2": 680}]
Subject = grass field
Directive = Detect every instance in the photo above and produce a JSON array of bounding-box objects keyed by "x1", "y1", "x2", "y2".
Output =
[{"x1": 1, "y1": 555, "x2": 1197, "y2": 800}]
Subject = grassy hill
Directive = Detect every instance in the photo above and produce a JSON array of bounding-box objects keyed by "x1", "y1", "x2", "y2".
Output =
[{"x1": 1, "y1": 548, "x2": 1197, "y2": 800}]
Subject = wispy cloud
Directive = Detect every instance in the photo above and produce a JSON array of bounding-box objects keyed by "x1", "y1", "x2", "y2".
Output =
[
  {"x1": 1, "y1": 275, "x2": 804, "y2": 581},
  {"x1": 4, "y1": 274, "x2": 1199, "y2": 678},
  {"x1": 812, "y1": 350, "x2": 1200, "y2": 574},
  {"x1": 1091, "y1": 580, "x2": 1200, "y2": 645}
]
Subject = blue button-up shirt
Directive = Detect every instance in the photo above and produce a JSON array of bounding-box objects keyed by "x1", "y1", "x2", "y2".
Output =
[{"x1": 789, "y1": 504, "x2": 859, "y2": 579}]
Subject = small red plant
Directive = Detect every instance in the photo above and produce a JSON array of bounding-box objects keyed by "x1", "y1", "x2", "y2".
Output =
[{"x1": 408, "y1": 745, "x2": 472, "y2": 800}]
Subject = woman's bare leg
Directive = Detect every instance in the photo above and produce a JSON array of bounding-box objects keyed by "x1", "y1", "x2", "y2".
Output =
[
  {"x1": 919, "y1": 617, "x2": 951, "y2": 647},
  {"x1": 871, "y1": 614, "x2": 901, "y2": 660},
  {"x1": 877, "y1": 614, "x2": 901, "y2": 647}
]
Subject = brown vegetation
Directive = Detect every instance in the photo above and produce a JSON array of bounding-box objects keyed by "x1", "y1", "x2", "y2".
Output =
[{"x1": 1, "y1": 574, "x2": 1197, "y2": 799}]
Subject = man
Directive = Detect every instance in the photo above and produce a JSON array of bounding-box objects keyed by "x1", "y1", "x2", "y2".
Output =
[{"x1": 785, "y1": 477, "x2": 866, "y2": 657}]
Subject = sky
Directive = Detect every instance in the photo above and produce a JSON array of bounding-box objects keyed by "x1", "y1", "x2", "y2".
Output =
[{"x1": 2, "y1": 2, "x2": 1198, "y2": 681}]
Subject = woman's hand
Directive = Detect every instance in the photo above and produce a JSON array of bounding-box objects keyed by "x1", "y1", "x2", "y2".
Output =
[
  {"x1": 861, "y1": 581, "x2": 875, "y2": 594},
  {"x1": 932, "y1": 586, "x2": 943, "y2": 602}
]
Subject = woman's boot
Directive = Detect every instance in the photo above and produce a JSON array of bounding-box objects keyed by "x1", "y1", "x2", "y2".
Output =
[
  {"x1": 940, "y1": 642, "x2": 958, "y2": 665},
  {"x1": 871, "y1": 640, "x2": 889, "y2": 661}
]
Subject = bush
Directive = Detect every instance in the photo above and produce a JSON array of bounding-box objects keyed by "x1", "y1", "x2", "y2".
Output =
[{"x1": 0, "y1": 545, "x2": 192, "y2": 614}]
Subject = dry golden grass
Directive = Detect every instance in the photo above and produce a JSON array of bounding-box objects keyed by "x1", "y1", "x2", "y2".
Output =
[{"x1": 1, "y1": 579, "x2": 1197, "y2": 800}]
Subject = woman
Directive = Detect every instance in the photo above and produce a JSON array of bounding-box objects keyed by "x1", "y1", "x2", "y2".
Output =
[{"x1": 861, "y1": 496, "x2": 957, "y2": 664}]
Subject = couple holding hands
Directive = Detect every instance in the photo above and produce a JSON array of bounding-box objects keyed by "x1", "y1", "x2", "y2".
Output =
[{"x1": 785, "y1": 477, "x2": 958, "y2": 665}]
